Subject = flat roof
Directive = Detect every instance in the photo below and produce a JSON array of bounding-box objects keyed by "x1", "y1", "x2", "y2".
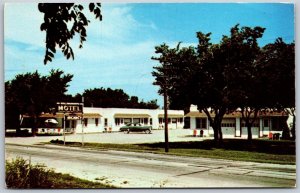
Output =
[
  {"x1": 185, "y1": 111, "x2": 288, "y2": 118},
  {"x1": 114, "y1": 113, "x2": 151, "y2": 118}
]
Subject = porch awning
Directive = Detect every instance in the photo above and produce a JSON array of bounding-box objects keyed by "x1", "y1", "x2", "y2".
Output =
[
  {"x1": 158, "y1": 114, "x2": 183, "y2": 118},
  {"x1": 22, "y1": 113, "x2": 64, "y2": 118},
  {"x1": 184, "y1": 112, "x2": 207, "y2": 118},
  {"x1": 114, "y1": 113, "x2": 151, "y2": 118},
  {"x1": 83, "y1": 113, "x2": 102, "y2": 118},
  {"x1": 185, "y1": 111, "x2": 240, "y2": 118}
]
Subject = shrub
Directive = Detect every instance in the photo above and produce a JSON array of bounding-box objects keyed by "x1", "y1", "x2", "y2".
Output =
[{"x1": 5, "y1": 157, "x2": 55, "y2": 188}]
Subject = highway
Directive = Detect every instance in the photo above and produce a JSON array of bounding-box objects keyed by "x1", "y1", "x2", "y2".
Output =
[{"x1": 5, "y1": 144, "x2": 296, "y2": 188}]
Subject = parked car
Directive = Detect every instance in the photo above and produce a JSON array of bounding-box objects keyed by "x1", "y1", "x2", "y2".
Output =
[{"x1": 119, "y1": 123, "x2": 152, "y2": 134}]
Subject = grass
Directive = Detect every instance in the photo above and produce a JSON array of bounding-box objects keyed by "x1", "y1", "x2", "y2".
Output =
[
  {"x1": 6, "y1": 157, "x2": 115, "y2": 189},
  {"x1": 50, "y1": 138, "x2": 296, "y2": 165}
]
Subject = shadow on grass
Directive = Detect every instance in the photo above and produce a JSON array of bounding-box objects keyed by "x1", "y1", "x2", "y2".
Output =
[{"x1": 138, "y1": 139, "x2": 295, "y2": 155}]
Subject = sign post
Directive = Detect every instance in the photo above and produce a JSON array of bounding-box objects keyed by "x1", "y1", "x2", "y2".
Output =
[
  {"x1": 56, "y1": 102, "x2": 83, "y2": 146},
  {"x1": 63, "y1": 114, "x2": 66, "y2": 145},
  {"x1": 82, "y1": 116, "x2": 84, "y2": 146}
]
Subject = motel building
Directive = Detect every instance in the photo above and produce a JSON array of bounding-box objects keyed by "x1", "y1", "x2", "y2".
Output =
[
  {"x1": 20, "y1": 107, "x2": 185, "y2": 134},
  {"x1": 184, "y1": 105, "x2": 289, "y2": 138},
  {"x1": 20, "y1": 104, "x2": 288, "y2": 138}
]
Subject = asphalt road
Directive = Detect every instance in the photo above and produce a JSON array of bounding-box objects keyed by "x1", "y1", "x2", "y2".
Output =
[{"x1": 5, "y1": 144, "x2": 296, "y2": 188}]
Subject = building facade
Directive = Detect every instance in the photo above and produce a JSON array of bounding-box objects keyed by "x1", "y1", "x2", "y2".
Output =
[
  {"x1": 185, "y1": 105, "x2": 289, "y2": 138},
  {"x1": 20, "y1": 104, "x2": 288, "y2": 138},
  {"x1": 20, "y1": 107, "x2": 185, "y2": 134}
]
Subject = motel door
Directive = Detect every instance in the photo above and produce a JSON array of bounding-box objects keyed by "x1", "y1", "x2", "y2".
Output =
[{"x1": 66, "y1": 120, "x2": 77, "y2": 132}]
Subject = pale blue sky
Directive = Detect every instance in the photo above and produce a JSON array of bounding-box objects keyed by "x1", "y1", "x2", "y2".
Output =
[{"x1": 4, "y1": 3, "x2": 294, "y2": 107}]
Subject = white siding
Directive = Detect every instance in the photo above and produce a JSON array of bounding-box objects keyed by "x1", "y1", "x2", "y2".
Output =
[{"x1": 77, "y1": 107, "x2": 184, "y2": 133}]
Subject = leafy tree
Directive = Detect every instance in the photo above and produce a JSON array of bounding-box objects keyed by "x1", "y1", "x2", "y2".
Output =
[
  {"x1": 152, "y1": 43, "x2": 198, "y2": 112},
  {"x1": 257, "y1": 38, "x2": 295, "y2": 139},
  {"x1": 39, "y1": 3, "x2": 102, "y2": 64},
  {"x1": 152, "y1": 24, "x2": 294, "y2": 143},
  {"x1": 220, "y1": 25, "x2": 265, "y2": 140},
  {"x1": 78, "y1": 87, "x2": 159, "y2": 109},
  {"x1": 5, "y1": 70, "x2": 73, "y2": 136}
]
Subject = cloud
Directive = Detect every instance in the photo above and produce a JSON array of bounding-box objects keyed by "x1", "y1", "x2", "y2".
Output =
[{"x1": 4, "y1": 3, "x2": 176, "y2": 106}]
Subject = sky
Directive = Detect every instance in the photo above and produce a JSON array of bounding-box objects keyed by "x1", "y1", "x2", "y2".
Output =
[{"x1": 4, "y1": 3, "x2": 294, "y2": 107}]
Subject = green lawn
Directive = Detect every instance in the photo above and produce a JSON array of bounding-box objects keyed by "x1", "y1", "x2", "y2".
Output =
[
  {"x1": 50, "y1": 139, "x2": 296, "y2": 165},
  {"x1": 46, "y1": 172, "x2": 115, "y2": 188}
]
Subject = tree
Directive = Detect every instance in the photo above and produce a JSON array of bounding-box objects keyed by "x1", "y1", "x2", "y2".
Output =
[
  {"x1": 220, "y1": 25, "x2": 265, "y2": 141},
  {"x1": 79, "y1": 87, "x2": 159, "y2": 109},
  {"x1": 257, "y1": 38, "x2": 295, "y2": 139},
  {"x1": 152, "y1": 24, "x2": 279, "y2": 143},
  {"x1": 39, "y1": 3, "x2": 102, "y2": 64},
  {"x1": 152, "y1": 43, "x2": 198, "y2": 112},
  {"x1": 5, "y1": 70, "x2": 73, "y2": 136}
]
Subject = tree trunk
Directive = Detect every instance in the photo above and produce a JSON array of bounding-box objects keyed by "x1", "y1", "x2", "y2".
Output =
[
  {"x1": 212, "y1": 121, "x2": 223, "y2": 146},
  {"x1": 281, "y1": 116, "x2": 290, "y2": 140},
  {"x1": 219, "y1": 126, "x2": 223, "y2": 141},
  {"x1": 291, "y1": 115, "x2": 296, "y2": 140},
  {"x1": 247, "y1": 124, "x2": 252, "y2": 141},
  {"x1": 213, "y1": 126, "x2": 219, "y2": 142}
]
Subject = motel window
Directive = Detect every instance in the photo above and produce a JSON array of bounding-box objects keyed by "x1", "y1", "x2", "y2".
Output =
[
  {"x1": 104, "y1": 118, "x2": 108, "y2": 127},
  {"x1": 221, "y1": 123, "x2": 236, "y2": 127},
  {"x1": 172, "y1": 118, "x2": 177, "y2": 123},
  {"x1": 115, "y1": 118, "x2": 120, "y2": 126},
  {"x1": 264, "y1": 119, "x2": 269, "y2": 127},
  {"x1": 84, "y1": 118, "x2": 88, "y2": 127},
  {"x1": 66, "y1": 120, "x2": 70, "y2": 128},
  {"x1": 179, "y1": 118, "x2": 183, "y2": 123},
  {"x1": 201, "y1": 119, "x2": 207, "y2": 129},
  {"x1": 184, "y1": 117, "x2": 190, "y2": 128},
  {"x1": 124, "y1": 118, "x2": 131, "y2": 124},
  {"x1": 196, "y1": 118, "x2": 206, "y2": 129},
  {"x1": 144, "y1": 118, "x2": 148, "y2": 125},
  {"x1": 159, "y1": 118, "x2": 163, "y2": 124},
  {"x1": 133, "y1": 118, "x2": 140, "y2": 124},
  {"x1": 150, "y1": 118, "x2": 152, "y2": 125},
  {"x1": 95, "y1": 118, "x2": 99, "y2": 127},
  {"x1": 168, "y1": 118, "x2": 171, "y2": 124},
  {"x1": 196, "y1": 118, "x2": 201, "y2": 129}
]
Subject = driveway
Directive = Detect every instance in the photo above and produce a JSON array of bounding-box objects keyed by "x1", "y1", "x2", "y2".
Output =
[{"x1": 5, "y1": 129, "x2": 205, "y2": 145}]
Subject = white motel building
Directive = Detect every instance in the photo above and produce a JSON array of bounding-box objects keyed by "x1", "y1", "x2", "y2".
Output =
[
  {"x1": 20, "y1": 104, "x2": 289, "y2": 138},
  {"x1": 21, "y1": 107, "x2": 185, "y2": 134}
]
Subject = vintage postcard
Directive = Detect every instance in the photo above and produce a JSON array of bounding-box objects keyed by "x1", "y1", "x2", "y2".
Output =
[{"x1": 4, "y1": 2, "x2": 295, "y2": 188}]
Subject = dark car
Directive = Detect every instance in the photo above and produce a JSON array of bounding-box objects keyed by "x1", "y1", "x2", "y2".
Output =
[{"x1": 119, "y1": 123, "x2": 152, "y2": 134}]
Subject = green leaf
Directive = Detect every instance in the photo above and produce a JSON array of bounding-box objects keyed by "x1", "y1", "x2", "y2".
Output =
[
  {"x1": 40, "y1": 23, "x2": 47, "y2": 31},
  {"x1": 89, "y1": 3, "x2": 95, "y2": 12},
  {"x1": 78, "y1": 4, "x2": 83, "y2": 11}
]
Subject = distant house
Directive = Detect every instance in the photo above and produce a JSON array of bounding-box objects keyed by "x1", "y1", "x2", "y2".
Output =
[
  {"x1": 185, "y1": 105, "x2": 289, "y2": 138},
  {"x1": 20, "y1": 107, "x2": 185, "y2": 134}
]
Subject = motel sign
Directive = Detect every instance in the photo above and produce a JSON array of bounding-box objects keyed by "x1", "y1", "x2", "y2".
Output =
[{"x1": 56, "y1": 102, "x2": 83, "y2": 113}]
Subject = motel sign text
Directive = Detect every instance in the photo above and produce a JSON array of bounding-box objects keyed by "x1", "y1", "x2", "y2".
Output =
[{"x1": 56, "y1": 102, "x2": 83, "y2": 113}]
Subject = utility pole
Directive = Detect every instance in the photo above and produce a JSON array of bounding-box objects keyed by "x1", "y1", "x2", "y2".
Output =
[
  {"x1": 163, "y1": 88, "x2": 169, "y2": 152},
  {"x1": 63, "y1": 113, "x2": 66, "y2": 145},
  {"x1": 82, "y1": 97, "x2": 84, "y2": 147}
]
